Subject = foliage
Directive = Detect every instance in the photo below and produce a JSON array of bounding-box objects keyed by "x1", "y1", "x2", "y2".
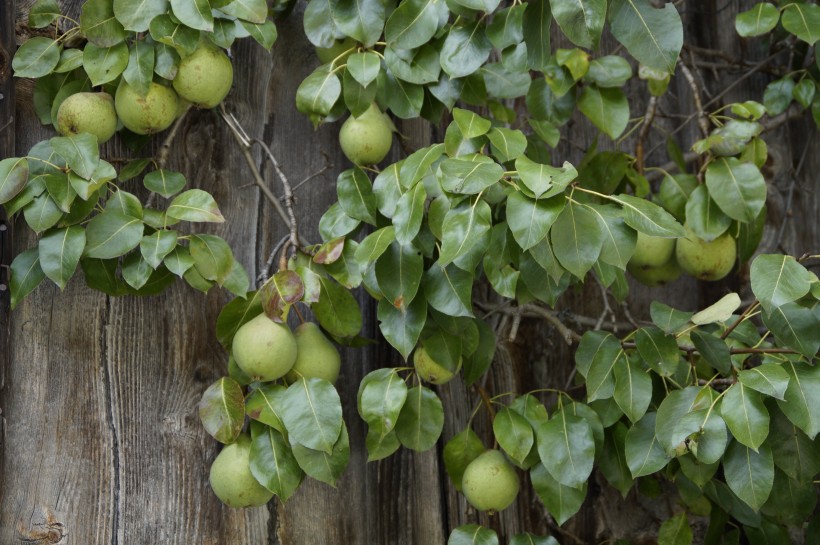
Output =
[{"x1": 6, "y1": 0, "x2": 820, "y2": 543}]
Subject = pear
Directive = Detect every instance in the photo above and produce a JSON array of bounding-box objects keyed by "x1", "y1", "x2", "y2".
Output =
[
  {"x1": 414, "y1": 346, "x2": 461, "y2": 385},
  {"x1": 339, "y1": 103, "x2": 393, "y2": 165},
  {"x1": 676, "y1": 229, "x2": 736, "y2": 281},
  {"x1": 629, "y1": 232, "x2": 676, "y2": 268},
  {"x1": 315, "y1": 37, "x2": 357, "y2": 65},
  {"x1": 173, "y1": 43, "x2": 233, "y2": 108},
  {"x1": 285, "y1": 322, "x2": 341, "y2": 384},
  {"x1": 231, "y1": 313, "x2": 298, "y2": 381},
  {"x1": 461, "y1": 449, "x2": 520, "y2": 512},
  {"x1": 627, "y1": 257, "x2": 682, "y2": 287},
  {"x1": 209, "y1": 434, "x2": 274, "y2": 508},
  {"x1": 115, "y1": 81, "x2": 178, "y2": 135},
  {"x1": 55, "y1": 92, "x2": 118, "y2": 143}
]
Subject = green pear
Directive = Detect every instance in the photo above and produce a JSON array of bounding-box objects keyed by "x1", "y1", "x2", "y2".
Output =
[
  {"x1": 55, "y1": 92, "x2": 118, "y2": 143},
  {"x1": 339, "y1": 103, "x2": 393, "y2": 165},
  {"x1": 209, "y1": 434, "x2": 274, "y2": 508},
  {"x1": 231, "y1": 313, "x2": 298, "y2": 381},
  {"x1": 627, "y1": 257, "x2": 682, "y2": 287},
  {"x1": 414, "y1": 346, "x2": 461, "y2": 385},
  {"x1": 676, "y1": 229, "x2": 736, "y2": 281},
  {"x1": 315, "y1": 37, "x2": 357, "y2": 64},
  {"x1": 285, "y1": 322, "x2": 341, "y2": 384},
  {"x1": 461, "y1": 449, "x2": 520, "y2": 512},
  {"x1": 173, "y1": 43, "x2": 233, "y2": 108},
  {"x1": 115, "y1": 81, "x2": 178, "y2": 135},
  {"x1": 629, "y1": 232, "x2": 676, "y2": 268}
]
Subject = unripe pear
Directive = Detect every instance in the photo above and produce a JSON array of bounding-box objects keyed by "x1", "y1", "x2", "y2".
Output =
[
  {"x1": 627, "y1": 257, "x2": 682, "y2": 287},
  {"x1": 414, "y1": 346, "x2": 461, "y2": 385},
  {"x1": 629, "y1": 232, "x2": 676, "y2": 268},
  {"x1": 676, "y1": 229, "x2": 736, "y2": 281},
  {"x1": 173, "y1": 43, "x2": 234, "y2": 108},
  {"x1": 56, "y1": 92, "x2": 118, "y2": 143},
  {"x1": 115, "y1": 81, "x2": 178, "y2": 135},
  {"x1": 285, "y1": 322, "x2": 341, "y2": 384},
  {"x1": 209, "y1": 434, "x2": 274, "y2": 508},
  {"x1": 339, "y1": 103, "x2": 393, "y2": 165},
  {"x1": 462, "y1": 449, "x2": 520, "y2": 512},
  {"x1": 232, "y1": 313, "x2": 298, "y2": 381},
  {"x1": 315, "y1": 37, "x2": 357, "y2": 64}
]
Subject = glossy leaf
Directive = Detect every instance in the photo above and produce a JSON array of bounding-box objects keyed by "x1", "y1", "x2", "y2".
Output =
[
  {"x1": 189, "y1": 234, "x2": 233, "y2": 284},
  {"x1": 395, "y1": 386, "x2": 444, "y2": 451},
  {"x1": 536, "y1": 412, "x2": 595, "y2": 489},
  {"x1": 385, "y1": 0, "x2": 444, "y2": 50},
  {"x1": 738, "y1": 364, "x2": 789, "y2": 401},
  {"x1": 721, "y1": 383, "x2": 769, "y2": 451},
  {"x1": 246, "y1": 384, "x2": 287, "y2": 431},
  {"x1": 761, "y1": 301, "x2": 820, "y2": 359},
  {"x1": 423, "y1": 262, "x2": 474, "y2": 318},
  {"x1": 249, "y1": 422, "x2": 303, "y2": 501},
  {"x1": 443, "y1": 428, "x2": 486, "y2": 491},
  {"x1": 550, "y1": 200, "x2": 604, "y2": 279},
  {"x1": 750, "y1": 254, "x2": 814, "y2": 314},
  {"x1": 578, "y1": 85, "x2": 629, "y2": 139},
  {"x1": 291, "y1": 422, "x2": 350, "y2": 486},
  {"x1": 281, "y1": 378, "x2": 343, "y2": 454},
  {"x1": 723, "y1": 440, "x2": 774, "y2": 511},
  {"x1": 358, "y1": 368, "x2": 408, "y2": 434},
  {"x1": 705, "y1": 158, "x2": 766, "y2": 224},
  {"x1": 735, "y1": 3, "x2": 779, "y2": 37},
  {"x1": 493, "y1": 407, "x2": 534, "y2": 464},
  {"x1": 781, "y1": 3, "x2": 819, "y2": 45},
  {"x1": 625, "y1": 412, "x2": 671, "y2": 477},
  {"x1": 12, "y1": 37, "x2": 61, "y2": 78},
  {"x1": 448, "y1": 525, "x2": 499, "y2": 545},
  {"x1": 337, "y1": 167, "x2": 377, "y2": 225},
  {"x1": 38, "y1": 226, "x2": 86, "y2": 290},
  {"x1": 313, "y1": 276, "x2": 362, "y2": 338},
  {"x1": 613, "y1": 194, "x2": 685, "y2": 238},
  {"x1": 608, "y1": 0, "x2": 682, "y2": 73},
  {"x1": 778, "y1": 361, "x2": 820, "y2": 439},
  {"x1": 522, "y1": 0, "x2": 551, "y2": 71},
  {"x1": 530, "y1": 463, "x2": 587, "y2": 525},
  {"x1": 614, "y1": 356, "x2": 652, "y2": 423},
  {"x1": 440, "y1": 21, "x2": 492, "y2": 78},
  {"x1": 198, "y1": 377, "x2": 244, "y2": 444},
  {"x1": 84, "y1": 210, "x2": 144, "y2": 259},
  {"x1": 143, "y1": 169, "x2": 187, "y2": 198},
  {"x1": 438, "y1": 198, "x2": 492, "y2": 266},
  {"x1": 9, "y1": 249, "x2": 46, "y2": 310}
]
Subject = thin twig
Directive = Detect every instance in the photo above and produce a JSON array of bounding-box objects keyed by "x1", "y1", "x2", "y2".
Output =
[
  {"x1": 775, "y1": 137, "x2": 812, "y2": 252},
  {"x1": 593, "y1": 275, "x2": 615, "y2": 331},
  {"x1": 257, "y1": 234, "x2": 290, "y2": 285},
  {"x1": 145, "y1": 107, "x2": 190, "y2": 208},
  {"x1": 679, "y1": 62, "x2": 710, "y2": 137},
  {"x1": 253, "y1": 138, "x2": 300, "y2": 249},
  {"x1": 635, "y1": 96, "x2": 657, "y2": 174},
  {"x1": 721, "y1": 301, "x2": 760, "y2": 340},
  {"x1": 291, "y1": 153, "x2": 333, "y2": 192}
]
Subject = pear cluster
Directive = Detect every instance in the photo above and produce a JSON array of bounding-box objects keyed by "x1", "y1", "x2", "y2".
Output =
[
  {"x1": 231, "y1": 314, "x2": 341, "y2": 384},
  {"x1": 627, "y1": 229, "x2": 737, "y2": 287},
  {"x1": 55, "y1": 42, "x2": 234, "y2": 142}
]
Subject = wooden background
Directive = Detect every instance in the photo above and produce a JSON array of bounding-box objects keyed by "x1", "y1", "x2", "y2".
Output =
[{"x1": 1, "y1": 0, "x2": 817, "y2": 543}]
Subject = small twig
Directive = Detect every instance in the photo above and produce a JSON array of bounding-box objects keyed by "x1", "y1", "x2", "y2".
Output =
[
  {"x1": 508, "y1": 307, "x2": 522, "y2": 342},
  {"x1": 145, "y1": 108, "x2": 190, "y2": 208},
  {"x1": 775, "y1": 136, "x2": 811, "y2": 251},
  {"x1": 593, "y1": 275, "x2": 615, "y2": 331},
  {"x1": 253, "y1": 138, "x2": 300, "y2": 250},
  {"x1": 620, "y1": 300, "x2": 641, "y2": 329},
  {"x1": 679, "y1": 62, "x2": 710, "y2": 137},
  {"x1": 257, "y1": 234, "x2": 290, "y2": 285},
  {"x1": 218, "y1": 105, "x2": 307, "y2": 247},
  {"x1": 697, "y1": 377, "x2": 736, "y2": 387},
  {"x1": 291, "y1": 155, "x2": 333, "y2": 193},
  {"x1": 635, "y1": 96, "x2": 657, "y2": 174},
  {"x1": 474, "y1": 384, "x2": 496, "y2": 420},
  {"x1": 721, "y1": 301, "x2": 760, "y2": 340}
]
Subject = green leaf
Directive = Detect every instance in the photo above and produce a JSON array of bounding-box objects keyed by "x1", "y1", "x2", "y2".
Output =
[
  {"x1": 333, "y1": 0, "x2": 385, "y2": 47},
  {"x1": 721, "y1": 383, "x2": 769, "y2": 451},
  {"x1": 658, "y1": 513, "x2": 692, "y2": 545},
  {"x1": 769, "y1": 409, "x2": 820, "y2": 481},
  {"x1": 448, "y1": 525, "x2": 499, "y2": 545},
  {"x1": 12, "y1": 37, "x2": 61, "y2": 78},
  {"x1": 114, "y1": 0, "x2": 167, "y2": 32},
  {"x1": 599, "y1": 423, "x2": 633, "y2": 496},
  {"x1": 690, "y1": 293, "x2": 741, "y2": 326},
  {"x1": 239, "y1": 19, "x2": 278, "y2": 50},
  {"x1": 530, "y1": 463, "x2": 587, "y2": 525},
  {"x1": 586, "y1": 204, "x2": 637, "y2": 270},
  {"x1": 385, "y1": 0, "x2": 445, "y2": 50},
  {"x1": 198, "y1": 377, "x2": 244, "y2": 444},
  {"x1": 654, "y1": 387, "x2": 699, "y2": 454},
  {"x1": 382, "y1": 69, "x2": 424, "y2": 119},
  {"x1": 493, "y1": 407, "x2": 533, "y2": 464},
  {"x1": 781, "y1": 3, "x2": 819, "y2": 45},
  {"x1": 551, "y1": 0, "x2": 605, "y2": 49},
  {"x1": 738, "y1": 363, "x2": 789, "y2": 401},
  {"x1": 29, "y1": 0, "x2": 62, "y2": 28},
  {"x1": 438, "y1": 198, "x2": 492, "y2": 266},
  {"x1": 585, "y1": 55, "x2": 632, "y2": 88},
  {"x1": 506, "y1": 192, "x2": 564, "y2": 251},
  {"x1": 422, "y1": 262, "x2": 474, "y2": 318},
  {"x1": 735, "y1": 3, "x2": 779, "y2": 37},
  {"x1": 354, "y1": 226, "x2": 395, "y2": 266},
  {"x1": 23, "y1": 193, "x2": 62, "y2": 233},
  {"x1": 440, "y1": 21, "x2": 492, "y2": 78},
  {"x1": 164, "y1": 246, "x2": 195, "y2": 277},
  {"x1": 650, "y1": 302, "x2": 693, "y2": 334},
  {"x1": 337, "y1": 167, "x2": 377, "y2": 225},
  {"x1": 550, "y1": 200, "x2": 604, "y2": 279},
  {"x1": 393, "y1": 182, "x2": 426, "y2": 244},
  {"x1": 343, "y1": 71, "x2": 377, "y2": 117},
  {"x1": 9, "y1": 249, "x2": 46, "y2": 309},
  {"x1": 385, "y1": 44, "x2": 440, "y2": 85},
  {"x1": 167, "y1": 189, "x2": 225, "y2": 223},
  {"x1": 443, "y1": 428, "x2": 486, "y2": 492},
  {"x1": 684, "y1": 185, "x2": 731, "y2": 243},
  {"x1": 170, "y1": 0, "x2": 213, "y2": 31},
  {"x1": 122, "y1": 41, "x2": 155, "y2": 96},
  {"x1": 313, "y1": 276, "x2": 362, "y2": 338},
  {"x1": 522, "y1": 0, "x2": 551, "y2": 71},
  {"x1": 378, "y1": 295, "x2": 427, "y2": 359},
  {"x1": 319, "y1": 202, "x2": 360, "y2": 240},
  {"x1": 149, "y1": 14, "x2": 200, "y2": 54},
  {"x1": 143, "y1": 169, "x2": 187, "y2": 198},
  {"x1": 608, "y1": 0, "x2": 682, "y2": 73},
  {"x1": 220, "y1": 0, "x2": 268, "y2": 23},
  {"x1": 635, "y1": 326, "x2": 680, "y2": 377},
  {"x1": 536, "y1": 412, "x2": 594, "y2": 489},
  {"x1": 452, "y1": 108, "x2": 492, "y2": 139},
  {"x1": 612, "y1": 194, "x2": 686, "y2": 238},
  {"x1": 575, "y1": 331, "x2": 620, "y2": 379},
  {"x1": 400, "y1": 144, "x2": 444, "y2": 189},
  {"x1": 750, "y1": 254, "x2": 814, "y2": 314},
  {"x1": 346, "y1": 52, "x2": 381, "y2": 87},
  {"x1": 365, "y1": 426, "x2": 401, "y2": 461},
  {"x1": 375, "y1": 241, "x2": 423, "y2": 310},
  {"x1": 487, "y1": 128, "x2": 527, "y2": 163},
  {"x1": 281, "y1": 378, "x2": 342, "y2": 454},
  {"x1": 487, "y1": 5, "x2": 525, "y2": 49},
  {"x1": 290, "y1": 421, "x2": 350, "y2": 486},
  {"x1": 80, "y1": 0, "x2": 128, "y2": 47},
  {"x1": 139, "y1": 230, "x2": 178, "y2": 269},
  {"x1": 778, "y1": 360, "x2": 820, "y2": 439},
  {"x1": 38, "y1": 226, "x2": 86, "y2": 290},
  {"x1": 705, "y1": 158, "x2": 766, "y2": 224},
  {"x1": 440, "y1": 156, "x2": 504, "y2": 195},
  {"x1": 84, "y1": 210, "x2": 144, "y2": 259},
  {"x1": 246, "y1": 384, "x2": 287, "y2": 431},
  {"x1": 51, "y1": 133, "x2": 99, "y2": 180},
  {"x1": 215, "y1": 290, "x2": 264, "y2": 348},
  {"x1": 625, "y1": 412, "x2": 671, "y2": 477},
  {"x1": 463, "y1": 318, "x2": 496, "y2": 384},
  {"x1": 657, "y1": 173, "x2": 697, "y2": 221},
  {"x1": 189, "y1": 234, "x2": 233, "y2": 284},
  {"x1": 614, "y1": 356, "x2": 652, "y2": 423},
  {"x1": 723, "y1": 440, "x2": 774, "y2": 511},
  {"x1": 395, "y1": 385, "x2": 444, "y2": 451},
  {"x1": 515, "y1": 156, "x2": 576, "y2": 198},
  {"x1": 690, "y1": 330, "x2": 731, "y2": 376},
  {"x1": 0, "y1": 158, "x2": 30, "y2": 204},
  {"x1": 761, "y1": 301, "x2": 820, "y2": 359},
  {"x1": 358, "y1": 368, "x2": 408, "y2": 434},
  {"x1": 83, "y1": 42, "x2": 129, "y2": 86},
  {"x1": 249, "y1": 422, "x2": 303, "y2": 501},
  {"x1": 296, "y1": 65, "x2": 342, "y2": 120}
]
